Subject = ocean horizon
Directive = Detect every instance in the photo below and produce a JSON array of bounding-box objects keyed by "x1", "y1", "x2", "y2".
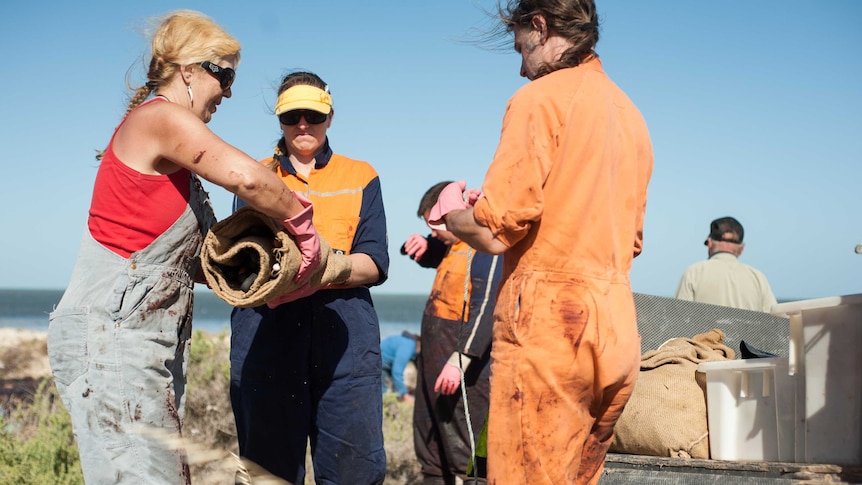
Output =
[
  {"x1": 0, "y1": 289, "x2": 425, "y2": 339},
  {"x1": 0, "y1": 288, "x2": 808, "y2": 341}
]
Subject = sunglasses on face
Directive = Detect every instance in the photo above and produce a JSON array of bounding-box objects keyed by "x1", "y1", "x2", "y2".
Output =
[
  {"x1": 278, "y1": 109, "x2": 329, "y2": 126},
  {"x1": 200, "y1": 61, "x2": 235, "y2": 90}
]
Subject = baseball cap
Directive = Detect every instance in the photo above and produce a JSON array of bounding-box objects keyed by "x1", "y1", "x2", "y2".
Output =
[
  {"x1": 274, "y1": 85, "x2": 333, "y2": 115},
  {"x1": 704, "y1": 216, "x2": 744, "y2": 246}
]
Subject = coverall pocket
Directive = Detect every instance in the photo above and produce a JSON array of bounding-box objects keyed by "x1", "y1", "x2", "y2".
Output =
[
  {"x1": 47, "y1": 307, "x2": 89, "y2": 386},
  {"x1": 322, "y1": 216, "x2": 360, "y2": 254},
  {"x1": 113, "y1": 275, "x2": 185, "y2": 331},
  {"x1": 499, "y1": 273, "x2": 535, "y2": 345},
  {"x1": 502, "y1": 273, "x2": 594, "y2": 349}
]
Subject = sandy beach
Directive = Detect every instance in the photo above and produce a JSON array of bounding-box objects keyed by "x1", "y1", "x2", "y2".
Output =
[{"x1": 0, "y1": 328, "x2": 49, "y2": 380}]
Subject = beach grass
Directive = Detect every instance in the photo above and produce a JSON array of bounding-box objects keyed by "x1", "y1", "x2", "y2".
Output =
[
  {"x1": 0, "y1": 379, "x2": 83, "y2": 485},
  {"x1": 0, "y1": 329, "x2": 420, "y2": 484}
]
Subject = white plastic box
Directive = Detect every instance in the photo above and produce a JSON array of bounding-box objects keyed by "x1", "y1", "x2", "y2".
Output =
[
  {"x1": 698, "y1": 357, "x2": 795, "y2": 462},
  {"x1": 772, "y1": 294, "x2": 862, "y2": 466}
]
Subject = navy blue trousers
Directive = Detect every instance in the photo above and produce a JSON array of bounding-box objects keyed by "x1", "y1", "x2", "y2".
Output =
[{"x1": 230, "y1": 289, "x2": 385, "y2": 484}]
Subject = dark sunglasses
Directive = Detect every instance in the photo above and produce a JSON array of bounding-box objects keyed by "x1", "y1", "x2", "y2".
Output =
[
  {"x1": 278, "y1": 109, "x2": 329, "y2": 126},
  {"x1": 200, "y1": 61, "x2": 235, "y2": 90}
]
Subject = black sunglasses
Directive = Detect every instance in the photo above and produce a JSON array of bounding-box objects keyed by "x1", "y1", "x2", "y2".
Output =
[
  {"x1": 200, "y1": 61, "x2": 235, "y2": 90},
  {"x1": 278, "y1": 109, "x2": 329, "y2": 126}
]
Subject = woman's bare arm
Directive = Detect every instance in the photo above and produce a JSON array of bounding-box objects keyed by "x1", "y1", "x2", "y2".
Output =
[{"x1": 116, "y1": 101, "x2": 305, "y2": 220}]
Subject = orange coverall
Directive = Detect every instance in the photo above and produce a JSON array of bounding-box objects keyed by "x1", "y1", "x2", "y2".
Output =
[{"x1": 472, "y1": 57, "x2": 653, "y2": 485}]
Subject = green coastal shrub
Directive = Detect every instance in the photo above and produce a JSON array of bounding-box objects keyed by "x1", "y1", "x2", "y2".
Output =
[
  {"x1": 0, "y1": 380, "x2": 83, "y2": 485},
  {"x1": 0, "y1": 331, "x2": 421, "y2": 484},
  {"x1": 189, "y1": 329, "x2": 231, "y2": 383}
]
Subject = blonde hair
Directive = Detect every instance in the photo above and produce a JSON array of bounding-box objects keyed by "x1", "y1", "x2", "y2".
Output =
[
  {"x1": 95, "y1": 11, "x2": 241, "y2": 160},
  {"x1": 126, "y1": 10, "x2": 241, "y2": 117}
]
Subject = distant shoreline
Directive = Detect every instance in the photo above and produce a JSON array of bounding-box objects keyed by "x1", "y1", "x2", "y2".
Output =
[
  {"x1": 0, "y1": 288, "x2": 807, "y2": 301},
  {"x1": 0, "y1": 288, "x2": 430, "y2": 296}
]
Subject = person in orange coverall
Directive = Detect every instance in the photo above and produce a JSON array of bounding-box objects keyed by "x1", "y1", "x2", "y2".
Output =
[{"x1": 427, "y1": 1, "x2": 654, "y2": 483}]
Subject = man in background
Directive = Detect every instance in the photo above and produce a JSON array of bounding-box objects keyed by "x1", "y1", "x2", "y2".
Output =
[
  {"x1": 675, "y1": 216, "x2": 777, "y2": 312},
  {"x1": 402, "y1": 180, "x2": 502, "y2": 485}
]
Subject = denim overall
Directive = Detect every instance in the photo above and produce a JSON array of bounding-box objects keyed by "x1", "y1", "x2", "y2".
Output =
[{"x1": 48, "y1": 173, "x2": 215, "y2": 484}]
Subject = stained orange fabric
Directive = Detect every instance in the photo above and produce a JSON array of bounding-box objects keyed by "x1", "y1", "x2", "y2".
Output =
[
  {"x1": 472, "y1": 57, "x2": 653, "y2": 485},
  {"x1": 424, "y1": 240, "x2": 473, "y2": 322}
]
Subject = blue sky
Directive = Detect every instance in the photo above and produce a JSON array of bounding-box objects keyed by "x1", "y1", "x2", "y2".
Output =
[{"x1": 1, "y1": 1, "x2": 860, "y2": 300}]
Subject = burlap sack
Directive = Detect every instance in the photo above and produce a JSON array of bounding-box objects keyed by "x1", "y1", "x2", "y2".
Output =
[
  {"x1": 609, "y1": 328, "x2": 735, "y2": 459},
  {"x1": 200, "y1": 206, "x2": 352, "y2": 308}
]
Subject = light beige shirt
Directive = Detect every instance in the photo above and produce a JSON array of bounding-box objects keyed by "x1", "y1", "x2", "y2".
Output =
[{"x1": 674, "y1": 252, "x2": 777, "y2": 312}]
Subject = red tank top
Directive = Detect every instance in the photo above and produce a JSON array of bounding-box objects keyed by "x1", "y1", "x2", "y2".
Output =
[{"x1": 88, "y1": 98, "x2": 191, "y2": 257}]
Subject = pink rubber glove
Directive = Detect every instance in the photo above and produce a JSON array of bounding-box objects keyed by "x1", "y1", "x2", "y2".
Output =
[
  {"x1": 464, "y1": 188, "x2": 484, "y2": 206},
  {"x1": 281, "y1": 191, "x2": 321, "y2": 282},
  {"x1": 427, "y1": 181, "x2": 470, "y2": 230},
  {"x1": 402, "y1": 234, "x2": 429, "y2": 261},
  {"x1": 434, "y1": 363, "x2": 462, "y2": 395},
  {"x1": 266, "y1": 283, "x2": 318, "y2": 308}
]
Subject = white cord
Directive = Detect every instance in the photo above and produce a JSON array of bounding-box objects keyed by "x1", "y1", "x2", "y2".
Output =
[{"x1": 458, "y1": 250, "x2": 477, "y2": 480}]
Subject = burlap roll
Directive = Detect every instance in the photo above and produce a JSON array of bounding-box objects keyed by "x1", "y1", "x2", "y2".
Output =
[
  {"x1": 200, "y1": 206, "x2": 352, "y2": 308},
  {"x1": 610, "y1": 328, "x2": 735, "y2": 459}
]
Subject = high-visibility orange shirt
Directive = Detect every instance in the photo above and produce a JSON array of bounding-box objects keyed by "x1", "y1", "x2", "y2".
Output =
[
  {"x1": 265, "y1": 152, "x2": 381, "y2": 257},
  {"x1": 424, "y1": 240, "x2": 473, "y2": 322}
]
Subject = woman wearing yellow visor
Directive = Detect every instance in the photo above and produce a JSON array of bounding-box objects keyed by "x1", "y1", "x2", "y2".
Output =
[{"x1": 229, "y1": 71, "x2": 389, "y2": 484}]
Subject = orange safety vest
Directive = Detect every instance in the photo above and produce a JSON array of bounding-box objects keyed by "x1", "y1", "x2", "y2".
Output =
[
  {"x1": 265, "y1": 154, "x2": 379, "y2": 255},
  {"x1": 424, "y1": 240, "x2": 474, "y2": 322}
]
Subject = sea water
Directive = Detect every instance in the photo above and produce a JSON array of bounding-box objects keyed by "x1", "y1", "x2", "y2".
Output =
[{"x1": 0, "y1": 289, "x2": 424, "y2": 339}]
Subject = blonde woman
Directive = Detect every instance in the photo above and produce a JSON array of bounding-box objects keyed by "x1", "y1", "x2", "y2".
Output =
[{"x1": 47, "y1": 11, "x2": 321, "y2": 484}]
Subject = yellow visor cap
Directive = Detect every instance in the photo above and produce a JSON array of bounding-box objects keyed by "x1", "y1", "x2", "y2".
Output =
[{"x1": 275, "y1": 85, "x2": 333, "y2": 115}]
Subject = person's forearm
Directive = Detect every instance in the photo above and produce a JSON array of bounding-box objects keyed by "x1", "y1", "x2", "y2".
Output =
[
  {"x1": 339, "y1": 253, "x2": 380, "y2": 287},
  {"x1": 444, "y1": 208, "x2": 508, "y2": 254},
  {"x1": 234, "y1": 165, "x2": 307, "y2": 221}
]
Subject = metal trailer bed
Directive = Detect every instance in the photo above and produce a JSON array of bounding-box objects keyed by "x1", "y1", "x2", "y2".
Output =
[{"x1": 599, "y1": 294, "x2": 862, "y2": 484}]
